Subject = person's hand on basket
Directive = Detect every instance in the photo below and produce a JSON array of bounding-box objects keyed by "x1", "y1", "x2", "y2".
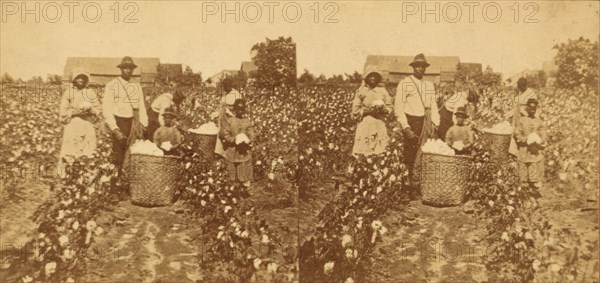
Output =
[
  {"x1": 113, "y1": 128, "x2": 127, "y2": 140},
  {"x1": 403, "y1": 127, "x2": 417, "y2": 140}
]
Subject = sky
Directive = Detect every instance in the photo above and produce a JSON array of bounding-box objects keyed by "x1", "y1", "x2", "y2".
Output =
[{"x1": 1, "y1": 1, "x2": 598, "y2": 80}]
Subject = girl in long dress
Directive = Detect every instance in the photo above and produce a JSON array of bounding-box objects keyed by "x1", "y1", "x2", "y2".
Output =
[
  {"x1": 351, "y1": 72, "x2": 393, "y2": 156},
  {"x1": 58, "y1": 72, "x2": 100, "y2": 176}
]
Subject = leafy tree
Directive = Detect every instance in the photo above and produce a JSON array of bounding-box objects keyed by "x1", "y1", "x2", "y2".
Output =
[
  {"x1": 455, "y1": 63, "x2": 483, "y2": 85},
  {"x1": 251, "y1": 36, "x2": 297, "y2": 88},
  {"x1": 179, "y1": 66, "x2": 202, "y2": 87},
  {"x1": 1, "y1": 72, "x2": 14, "y2": 84},
  {"x1": 344, "y1": 71, "x2": 363, "y2": 84},
  {"x1": 327, "y1": 74, "x2": 345, "y2": 85},
  {"x1": 316, "y1": 74, "x2": 327, "y2": 84},
  {"x1": 553, "y1": 37, "x2": 599, "y2": 93},
  {"x1": 523, "y1": 70, "x2": 547, "y2": 89},
  {"x1": 298, "y1": 69, "x2": 316, "y2": 84},
  {"x1": 479, "y1": 65, "x2": 502, "y2": 87},
  {"x1": 46, "y1": 74, "x2": 62, "y2": 85},
  {"x1": 28, "y1": 76, "x2": 44, "y2": 84}
]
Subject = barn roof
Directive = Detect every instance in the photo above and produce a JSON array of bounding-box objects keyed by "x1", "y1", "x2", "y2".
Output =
[
  {"x1": 63, "y1": 57, "x2": 160, "y2": 81},
  {"x1": 240, "y1": 61, "x2": 257, "y2": 73},
  {"x1": 364, "y1": 55, "x2": 460, "y2": 75}
]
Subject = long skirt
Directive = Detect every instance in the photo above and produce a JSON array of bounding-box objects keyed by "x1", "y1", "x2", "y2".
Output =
[
  {"x1": 227, "y1": 160, "x2": 253, "y2": 182},
  {"x1": 58, "y1": 117, "x2": 97, "y2": 177},
  {"x1": 352, "y1": 116, "x2": 389, "y2": 156}
]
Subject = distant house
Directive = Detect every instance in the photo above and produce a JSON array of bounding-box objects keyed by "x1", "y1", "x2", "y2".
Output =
[
  {"x1": 542, "y1": 60, "x2": 558, "y2": 75},
  {"x1": 63, "y1": 57, "x2": 160, "y2": 86},
  {"x1": 207, "y1": 70, "x2": 238, "y2": 85},
  {"x1": 240, "y1": 61, "x2": 257, "y2": 84},
  {"x1": 505, "y1": 69, "x2": 541, "y2": 85},
  {"x1": 240, "y1": 61, "x2": 257, "y2": 74},
  {"x1": 363, "y1": 55, "x2": 460, "y2": 84}
]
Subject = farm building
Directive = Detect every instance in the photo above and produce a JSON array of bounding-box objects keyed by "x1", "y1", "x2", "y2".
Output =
[
  {"x1": 63, "y1": 57, "x2": 160, "y2": 86},
  {"x1": 206, "y1": 70, "x2": 238, "y2": 84},
  {"x1": 240, "y1": 61, "x2": 257, "y2": 74},
  {"x1": 505, "y1": 69, "x2": 542, "y2": 85},
  {"x1": 363, "y1": 55, "x2": 461, "y2": 84}
]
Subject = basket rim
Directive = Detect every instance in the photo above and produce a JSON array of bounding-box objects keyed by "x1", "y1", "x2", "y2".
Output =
[
  {"x1": 130, "y1": 153, "x2": 181, "y2": 160},
  {"x1": 422, "y1": 152, "x2": 473, "y2": 160},
  {"x1": 480, "y1": 131, "x2": 512, "y2": 137},
  {"x1": 186, "y1": 131, "x2": 218, "y2": 137}
]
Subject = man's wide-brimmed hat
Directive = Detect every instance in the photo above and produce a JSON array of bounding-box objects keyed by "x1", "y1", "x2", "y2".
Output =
[
  {"x1": 526, "y1": 98, "x2": 538, "y2": 107},
  {"x1": 409, "y1": 53, "x2": 430, "y2": 67},
  {"x1": 162, "y1": 109, "x2": 177, "y2": 118},
  {"x1": 455, "y1": 106, "x2": 468, "y2": 117},
  {"x1": 117, "y1": 56, "x2": 137, "y2": 69}
]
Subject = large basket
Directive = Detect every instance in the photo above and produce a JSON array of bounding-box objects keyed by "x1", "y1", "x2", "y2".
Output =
[
  {"x1": 188, "y1": 132, "x2": 217, "y2": 161},
  {"x1": 420, "y1": 153, "x2": 473, "y2": 207},
  {"x1": 479, "y1": 132, "x2": 512, "y2": 163},
  {"x1": 129, "y1": 154, "x2": 181, "y2": 206}
]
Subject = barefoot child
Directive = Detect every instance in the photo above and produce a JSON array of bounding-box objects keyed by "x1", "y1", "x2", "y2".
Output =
[
  {"x1": 153, "y1": 109, "x2": 183, "y2": 156},
  {"x1": 220, "y1": 99, "x2": 254, "y2": 186},
  {"x1": 514, "y1": 98, "x2": 547, "y2": 188},
  {"x1": 445, "y1": 106, "x2": 474, "y2": 155}
]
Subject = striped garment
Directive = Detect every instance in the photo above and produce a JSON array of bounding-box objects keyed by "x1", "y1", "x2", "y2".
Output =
[{"x1": 227, "y1": 161, "x2": 253, "y2": 182}]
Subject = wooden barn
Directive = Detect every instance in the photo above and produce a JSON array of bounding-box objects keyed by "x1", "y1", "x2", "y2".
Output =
[
  {"x1": 63, "y1": 57, "x2": 160, "y2": 86},
  {"x1": 363, "y1": 55, "x2": 461, "y2": 84}
]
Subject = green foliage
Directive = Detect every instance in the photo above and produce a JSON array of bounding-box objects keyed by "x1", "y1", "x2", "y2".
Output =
[
  {"x1": 1, "y1": 72, "x2": 14, "y2": 84},
  {"x1": 178, "y1": 66, "x2": 203, "y2": 87},
  {"x1": 553, "y1": 37, "x2": 599, "y2": 93},
  {"x1": 251, "y1": 37, "x2": 297, "y2": 88}
]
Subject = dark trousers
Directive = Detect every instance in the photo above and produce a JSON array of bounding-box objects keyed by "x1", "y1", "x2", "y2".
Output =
[
  {"x1": 112, "y1": 116, "x2": 133, "y2": 168},
  {"x1": 146, "y1": 109, "x2": 160, "y2": 141},
  {"x1": 438, "y1": 105, "x2": 453, "y2": 141},
  {"x1": 404, "y1": 114, "x2": 424, "y2": 166}
]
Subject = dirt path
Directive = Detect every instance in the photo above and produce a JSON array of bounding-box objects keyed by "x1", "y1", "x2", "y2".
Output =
[
  {"x1": 0, "y1": 181, "x2": 53, "y2": 269},
  {"x1": 367, "y1": 201, "x2": 488, "y2": 283},
  {"x1": 81, "y1": 200, "x2": 204, "y2": 282}
]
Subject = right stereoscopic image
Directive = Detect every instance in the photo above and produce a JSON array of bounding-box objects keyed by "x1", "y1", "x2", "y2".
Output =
[{"x1": 298, "y1": 1, "x2": 599, "y2": 282}]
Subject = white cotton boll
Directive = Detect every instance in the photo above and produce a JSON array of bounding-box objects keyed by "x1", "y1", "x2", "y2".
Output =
[
  {"x1": 235, "y1": 133, "x2": 250, "y2": 145},
  {"x1": 130, "y1": 140, "x2": 164, "y2": 156},
  {"x1": 188, "y1": 122, "x2": 219, "y2": 135},
  {"x1": 421, "y1": 139, "x2": 455, "y2": 156},
  {"x1": 483, "y1": 121, "x2": 513, "y2": 135},
  {"x1": 527, "y1": 133, "x2": 542, "y2": 145}
]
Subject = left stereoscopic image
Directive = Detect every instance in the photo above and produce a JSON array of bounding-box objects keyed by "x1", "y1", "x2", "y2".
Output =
[{"x1": 0, "y1": 2, "x2": 298, "y2": 282}]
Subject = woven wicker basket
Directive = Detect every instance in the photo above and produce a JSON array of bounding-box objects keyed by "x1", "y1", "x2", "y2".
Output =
[
  {"x1": 129, "y1": 154, "x2": 181, "y2": 206},
  {"x1": 480, "y1": 132, "x2": 512, "y2": 163},
  {"x1": 187, "y1": 132, "x2": 217, "y2": 160},
  {"x1": 420, "y1": 153, "x2": 473, "y2": 207}
]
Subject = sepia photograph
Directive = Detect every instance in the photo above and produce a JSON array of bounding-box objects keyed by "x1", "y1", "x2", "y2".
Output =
[{"x1": 1, "y1": 1, "x2": 599, "y2": 283}]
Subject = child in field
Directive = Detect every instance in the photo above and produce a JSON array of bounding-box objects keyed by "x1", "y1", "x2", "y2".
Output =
[
  {"x1": 445, "y1": 106, "x2": 474, "y2": 155},
  {"x1": 220, "y1": 99, "x2": 254, "y2": 187},
  {"x1": 514, "y1": 98, "x2": 546, "y2": 188},
  {"x1": 153, "y1": 109, "x2": 183, "y2": 156}
]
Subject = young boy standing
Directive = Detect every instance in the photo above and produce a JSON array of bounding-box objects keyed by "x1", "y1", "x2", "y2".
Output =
[
  {"x1": 514, "y1": 98, "x2": 547, "y2": 188},
  {"x1": 445, "y1": 106, "x2": 475, "y2": 155},
  {"x1": 220, "y1": 99, "x2": 254, "y2": 186},
  {"x1": 153, "y1": 109, "x2": 183, "y2": 156}
]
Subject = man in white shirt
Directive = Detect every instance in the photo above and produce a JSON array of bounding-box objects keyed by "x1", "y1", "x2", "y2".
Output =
[
  {"x1": 394, "y1": 54, "x2": 440, "y2": 187},
  {"x1": 102, "y1": 56, "x2": 148, "y2": 174}
]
